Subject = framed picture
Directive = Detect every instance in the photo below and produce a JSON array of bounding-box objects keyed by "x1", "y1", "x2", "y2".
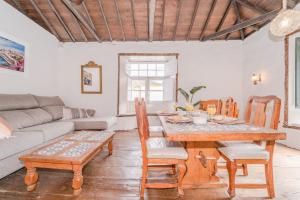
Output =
[
  {"x1": 81, "y1": 61, "x2": 102, "y2": 94},
  {"x1": 0, "y1": 35, "x2": 25, "y2": 72}
]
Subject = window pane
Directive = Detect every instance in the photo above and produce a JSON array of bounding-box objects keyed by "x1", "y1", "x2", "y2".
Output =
[
  {"x1": 132, "y1": 80, "x2": 145, "y2": 90},
  {"x1": 127, "y1": 90, "x2": 132, "y2": 101},
  {"x1": 149, "y1": 91, "x2": 163, "y2": 101},
  {"x1": 148, "y1": 70, "x2": 156, "y2": 77},
  {"x1": 139, "y1": 64, "x2": 147, "y2": 70},
  {"x1": 157, "y1": 64, "x2": 165, "y2": 70},
  {"x1": 130, "y1": 64, "x2": 138, "y2": 70},
  {"x1": 148, "y1": 64, "x2": 156, "y2": 70},
  {"x1": 130, "y1": 70, "x2": 139, "y2": 77},
  {"x1": 157, "y1": 70, "x2": 165, "y2": 77},
  {"x1": 132, "y1": 90, "x2": 146, "y2": 99},
  {"x1": 139, "y1": 70, "x2": 147, "y2": 77},
  {"x1": 150, "y1": 80, "x2": 163, "y2": 90}
]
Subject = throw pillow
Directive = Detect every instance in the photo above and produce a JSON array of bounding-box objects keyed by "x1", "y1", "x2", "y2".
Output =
[
  {"x1": 62, "y1": 107, "x2": 93, "y2": 119},
  {"x1": 62, "y1": 107, "x2": 73, "y2": 120},
  {"x1": 86, "y1": 109, "x2": 96, "y2": 117},
  {"x1": 0, "y1": 117, "x2": 12, "y2": 139}
]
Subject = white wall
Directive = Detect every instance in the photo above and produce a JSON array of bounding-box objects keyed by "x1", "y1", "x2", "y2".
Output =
[
  {"x1": 243, "y1": 23, "x2": 300, "y2": 149},
  {"x1": 57, "y1": 41, "x2": 244, "y2": 128},
  {"x1": 0, "y1": 1, "x2": 59, "y2": 96}
]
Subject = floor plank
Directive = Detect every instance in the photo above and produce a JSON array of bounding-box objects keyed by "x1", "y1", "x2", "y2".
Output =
[{"x1": 0, "y1": 131, "x2": 300, "y2": 199}]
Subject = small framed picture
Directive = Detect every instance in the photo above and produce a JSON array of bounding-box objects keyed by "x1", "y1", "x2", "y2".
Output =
[{"x1": 81, "y1": 61, "x2": 102, "y2": 94}]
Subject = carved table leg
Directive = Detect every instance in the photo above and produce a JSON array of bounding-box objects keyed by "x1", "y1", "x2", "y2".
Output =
[
  {"x1": 108, "y1": 140, "x2": 113, "y2": 155},
  {"x1": 24, "y1": 166, "x2": 38, "y2": 192},
  {"x1": 72, "y1": 166, "x2": 83, "y2": 195}
]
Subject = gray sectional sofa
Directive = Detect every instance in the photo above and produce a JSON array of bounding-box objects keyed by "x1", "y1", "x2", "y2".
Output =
[{"x1": 0, "y1": 94, "x2": 116, "y2": 179}]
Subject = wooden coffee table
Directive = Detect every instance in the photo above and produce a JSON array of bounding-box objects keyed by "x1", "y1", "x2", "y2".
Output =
[{"x1": 19, "y1": 131, "x2": 115, "y2": 195}]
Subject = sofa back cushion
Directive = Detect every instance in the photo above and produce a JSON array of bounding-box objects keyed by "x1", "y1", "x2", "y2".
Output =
[
  {"x1": 33, "y1": 95, "x2": 65, "y2": 107},
  {"x1": 23, "y1": 108, "x2": 53, "y2": 125},
  {"x1": 0, "y1": 111, "x2": 35, "y2": 130},
  {"x1": 0, "y1": 94, "x2": 39, "y2": 111},
  {"x1": 34, "y1": 95, "x2": 64, "y2": 120},
  {"x1": 42, "y1": 106, "x2": 63, "y2": 120}
]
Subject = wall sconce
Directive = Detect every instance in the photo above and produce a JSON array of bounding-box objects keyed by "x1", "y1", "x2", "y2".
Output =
[{"x1": 252, "y1": 73, "x2": 261, "y2": 85}]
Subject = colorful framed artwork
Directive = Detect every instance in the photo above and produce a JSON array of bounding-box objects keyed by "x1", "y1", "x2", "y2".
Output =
[
  {"x1": 81, "y1": 61, "x2": 102, "y2": 94},
  {"x1": 0, "y1": 35, "x2": 25, "y2": 72}
]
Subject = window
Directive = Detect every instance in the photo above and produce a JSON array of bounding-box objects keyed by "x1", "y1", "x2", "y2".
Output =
[
  {"x1": 118, "y1": 54, "x2": 178, "y2": 115},
  {"x1": 126, "y1": 63, "x2": 166, "y2": 102}
]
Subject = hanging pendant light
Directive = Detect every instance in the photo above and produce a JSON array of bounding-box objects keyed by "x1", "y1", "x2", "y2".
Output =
[{"x1": 270, "y1": 0, "x2": 300, "y2": 37}]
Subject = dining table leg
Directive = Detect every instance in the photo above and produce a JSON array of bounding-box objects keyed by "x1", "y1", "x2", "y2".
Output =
[{"x1": 182, "y1": 141, "x2": 226, "y2": 189}]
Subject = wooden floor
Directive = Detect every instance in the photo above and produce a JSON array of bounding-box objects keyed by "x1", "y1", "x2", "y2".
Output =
[{"x1": 0, "y1": 131, "x2": 300, "y2": 200}]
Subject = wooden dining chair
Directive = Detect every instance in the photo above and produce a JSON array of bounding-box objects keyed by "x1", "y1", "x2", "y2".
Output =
[
  {"x1": 199, "y1": 99, "x2": 222, "y2": 114},
  {"x1": 220, "y1": 97, "x2": 239, "y2": 118},
  {"x1": 218, "y1": 96, "x2": 281, "y2": 198},
  {"x1": 134, "y1": 98, "x2": 188, "y2": 198}
]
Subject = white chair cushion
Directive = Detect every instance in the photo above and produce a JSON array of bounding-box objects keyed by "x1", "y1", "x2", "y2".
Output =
[
  {"x1": 218, "y1": 141, "x2": 264, "y2": 150},
  {"x1": 146, "y1": 138, "x2": 187, "y2": 160},
  {"x1": 149, "y1": 126, "x2": 164, "y2": 137},
  {"x1": 219, "y1": 146, "x2": 269, "y2": 161}
]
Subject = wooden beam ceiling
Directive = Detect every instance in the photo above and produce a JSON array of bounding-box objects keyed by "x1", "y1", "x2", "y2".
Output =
[
  {"x1": 203, "y1": 9, "x2": 280, "y2": 41},
  {"x1": 62, "y1": 0, "x2": 100, "y2": 41},
  {"x1": 4, "y1": 0, "x2": 284, "y2": 42}
]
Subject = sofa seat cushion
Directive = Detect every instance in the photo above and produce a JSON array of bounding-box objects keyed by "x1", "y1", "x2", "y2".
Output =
[
  {"x1": 23, "y1": 121, "x2": 74, "y2": 141},
  {"x1": 146, "y1": 138, "x2": 188, "y2": 160},
  {"x1": 63, "y1": 117, "x2": 117, "y2": 130},
  {"x1": 219, "y1": 147, "x2": 269, "y2": 161},
  {"x1": 0, "y1": 130, "x2": 43, "y2": 160}
]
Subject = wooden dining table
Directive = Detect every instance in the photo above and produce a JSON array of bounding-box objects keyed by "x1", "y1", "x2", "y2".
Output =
[{"x1": 158, "y1": 116, "x2": 286, "y2": 189}]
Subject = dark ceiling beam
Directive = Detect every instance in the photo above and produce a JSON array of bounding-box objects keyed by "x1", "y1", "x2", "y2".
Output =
[
  {"x1": 12, "y1": 0, "x2": 26, "y2": 15},
  {"x1": 236, "y1": 0, "x2": 267, "y2": 14},
  {"x1": 29, "y1": 0, "x2": 60, "y2": 40},
  {"x1": 203, "y1": 9, "x2": 280, "y2": 41},
  {"x1": 114, "y1": 0, "x2": 125, "y2": 41},
  {"x1": 47, "y1": 0, "x2": 75, "y2": 42},
  {"x1": 73, "y1": 14, "x2": 88, "y2": 41},
  {"x1": 82, "y1": 1, "x2": 96, "y2": 30},
  {"x1": 215, "y1": 0, "x2": 232, "y2": 32},
  {"x1": 225, "y1": 19, "x2": 237, "y2": 40},
  {"x1": 62, "y1": 0, "x2": 101, "y2": 41},
  {"x1": 173, "y1": 0, "x2": 183, "y2": 41},
  {"x1": 130, "y1": 0, "x2": 138, "y2": 41},
  {"x1": 160, "y1": 0, "x2": 166, "y2": 41},
  {"x1": 186, "y1": 0, "x2": 200, "y2": 40},
  {"x1": 97, "y1": 0, "x2": 112, "y2": 41},
  {"x1": 232, "y1": 0, "x2": 244, "y2": 40},
  {"x1": 199, "y1": 0, "x2": 217, "y2": 41}
]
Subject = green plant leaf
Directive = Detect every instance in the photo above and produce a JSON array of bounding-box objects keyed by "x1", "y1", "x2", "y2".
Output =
[
  {"x1": 176, "y1": 106, "x2": 187, "y2": 111},
  {"x1": 190, "y1": 85, "x2": 206, "y2": 95},
  {"x1": 177, "y1": 88, "x2": 189, "y2": 101},
  {"x1": 193, "y1": 100, "x2": 201, "y2": 107}
]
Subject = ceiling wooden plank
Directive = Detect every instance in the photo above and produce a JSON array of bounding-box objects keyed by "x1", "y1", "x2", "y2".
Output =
[
  {"x1": 236, "y1": 0, "x2": 267, "y2": 14},
  {"x1": 203, "y1": 9, "x2": 279, "y2": 41},
  {"x1": 233, "y1": 0, "x2": 244, "y2": 40},
  {"x1": 148, "y1": 0, "x2": 156, "y2": 41},
  {"x1": 12, "y1": 0, "x2": 26, "y2": 15},
  {"x1": 173, "y1": 0, "x2": 183, "y2": 41},
  {"x1": 97, "y1": 0, "x2": 113, "y2": 41},
  {"x1": 72, "y1": 14, "x2": 88, "y2": 41},
  {"x1": 130, "y1": 0, "x2": 138, "y2": 41},
  {"x1": 114, "y1": 0, "x2": 126, "y2": 41},
  {"x1": 215, "y1": 0, "x2": 232, "y2": 32},
  {"x1": 160, "y1": 0, "x2": 166, "y2": 41},
  {"x1": 62, "y1": 0, "x2": 100, "y2": 41},
  {"x1": 199, "y1": 0, "x2": 217, "y2": 41},
  {"x1": 186, "y1": 0, "x2": 200, "y2": 40},
  {"x1": 47, "y1": 0, "x2": 75, "y2": 42},
  {"x1": 29, "y1": 0, "x2": 60, "y2": 40},
  {"x1": 82, "y1": 1, "x2": 96, "y2": 30}
]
